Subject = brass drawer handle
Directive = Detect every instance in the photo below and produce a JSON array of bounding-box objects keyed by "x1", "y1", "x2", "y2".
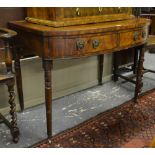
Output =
[
  {"x1": 92, "y1": 39, "x2": 100, "y2": 49},
  {"x1": 134, "y1": 32, "x2": 139, "y2": 41},
  {"x1": 142, "y1": 31, "x2": 146, "y2": 38},
  {"x1": 76, "y1": 8, "x2": 80, "y2": 16},
  {"x1": 76, "y1": 40, "x2": 85, "y2": 50}
]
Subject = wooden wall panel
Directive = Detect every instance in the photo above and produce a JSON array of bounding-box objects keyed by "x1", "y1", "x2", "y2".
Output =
[
  {"x1": 150, "y1": 9, "x2": 155, "y2": 35},
  {"x1": 0, "y1": 8, "x2": 26, "y2": 59},
  {"x1": 0, "y1": 8, "x2": 25, "y2": 27}
]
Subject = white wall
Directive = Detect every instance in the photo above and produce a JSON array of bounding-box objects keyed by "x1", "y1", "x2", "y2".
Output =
[{"x1": 0, "y1": 54, "x2": 113, "y2": 114}]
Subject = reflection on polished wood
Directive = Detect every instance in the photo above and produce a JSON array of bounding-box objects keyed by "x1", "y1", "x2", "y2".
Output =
[{"x1": 26, "y1": 7, "x2": 133, "y2": 27}]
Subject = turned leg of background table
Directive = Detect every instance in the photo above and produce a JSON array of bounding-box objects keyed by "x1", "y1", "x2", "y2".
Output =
[
  {"x1": 133, "y1": 47, "x2": 139, "y2": 74},
  {"x1": 7, "y1": 79, "x2": 20, "y2": 143},
  {"x1": 98, "y1": 55, "x2": 104, "y2": 85},
  {"x1": 134, "y1": 45, "x2": 145, "y2": 102},
  {"x1": 14, "y1": 49, "x2": 24, "y2": 111},
  {"x1": 42, "y1": 59, "x2": 53, "y2": 138},
  {"x1": 5, "y1": 39, "x2": 19, "y2": 143}
]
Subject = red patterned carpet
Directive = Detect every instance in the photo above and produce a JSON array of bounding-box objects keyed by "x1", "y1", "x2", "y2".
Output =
[{"x1": 33, "y1": 88, "x2": 155, "y2": 148}]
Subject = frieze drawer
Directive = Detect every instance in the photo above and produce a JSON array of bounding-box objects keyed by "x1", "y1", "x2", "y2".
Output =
[
  {"x1": 50, "y1": 33, "x2": 118, "y2": 58},
  {"x1": 119, "y1": 29, "x2": 147, "y2": 47}
]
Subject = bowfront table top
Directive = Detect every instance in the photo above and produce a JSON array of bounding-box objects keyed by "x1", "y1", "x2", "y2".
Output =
[{"x1": 9, "y1": 18, "x2": 150, "y2": 36}]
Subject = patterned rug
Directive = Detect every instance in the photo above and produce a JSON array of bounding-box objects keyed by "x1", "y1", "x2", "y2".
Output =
[{"x1": 32, "y1": 88, "x2": 155, "y2": 148}]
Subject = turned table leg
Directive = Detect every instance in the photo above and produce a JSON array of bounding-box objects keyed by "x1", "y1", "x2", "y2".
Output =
[
  {"x1": 7, "y1": 79, "x2": 20, "y2": 143},
  {"x1": 134, "y1": 45, "x2": 145, "y2": 102},
  {"x1": 42, "y1": 59, "x2": 53, "y2": 138},
  {"x1": 98, "y1": 55, "x2": 104, "y2": 85},
  {"x1": 14, "y1": 52, "x2": 24, "y2": 111},
  {"x1": 4, "y1": 36, "x2": 20, "y2": 143},
  {"x1": 11, "y1": 43, "x2": 24, "y2": 112},
  {"x1": 133, "y1": 47, "x2": 139, "y2": 74}
]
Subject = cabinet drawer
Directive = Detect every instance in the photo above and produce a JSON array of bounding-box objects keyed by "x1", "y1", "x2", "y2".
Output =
[
  {"x1": 120, "y1": 29, "x2": 147, "y2": 47},
  {"x1": 50, "y1": 34, "x2": 118, "y2": 58}
]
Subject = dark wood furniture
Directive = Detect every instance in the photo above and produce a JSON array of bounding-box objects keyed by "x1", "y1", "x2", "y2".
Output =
[
  {"x1": 131, "y1": 35, "x2": 155, "y2": 76},
  {"x1": 0, "y1": 27, "x2": 19, "y2": 143},
  {"x1": 8, "y1": 8, "x2": 150, "y2": 141},
  {"x1": 138, "y1": 13, "x2": 155, "y2": 75},
  {"x1": 143, "y1": 35, "x2": 155, "y2": 74},
  {"x1": 0, "y1": 8, "x2": 26, "y2": 111},
  {"x1": 113, "y1": 13, "x2": 155, "y2": 86}
]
